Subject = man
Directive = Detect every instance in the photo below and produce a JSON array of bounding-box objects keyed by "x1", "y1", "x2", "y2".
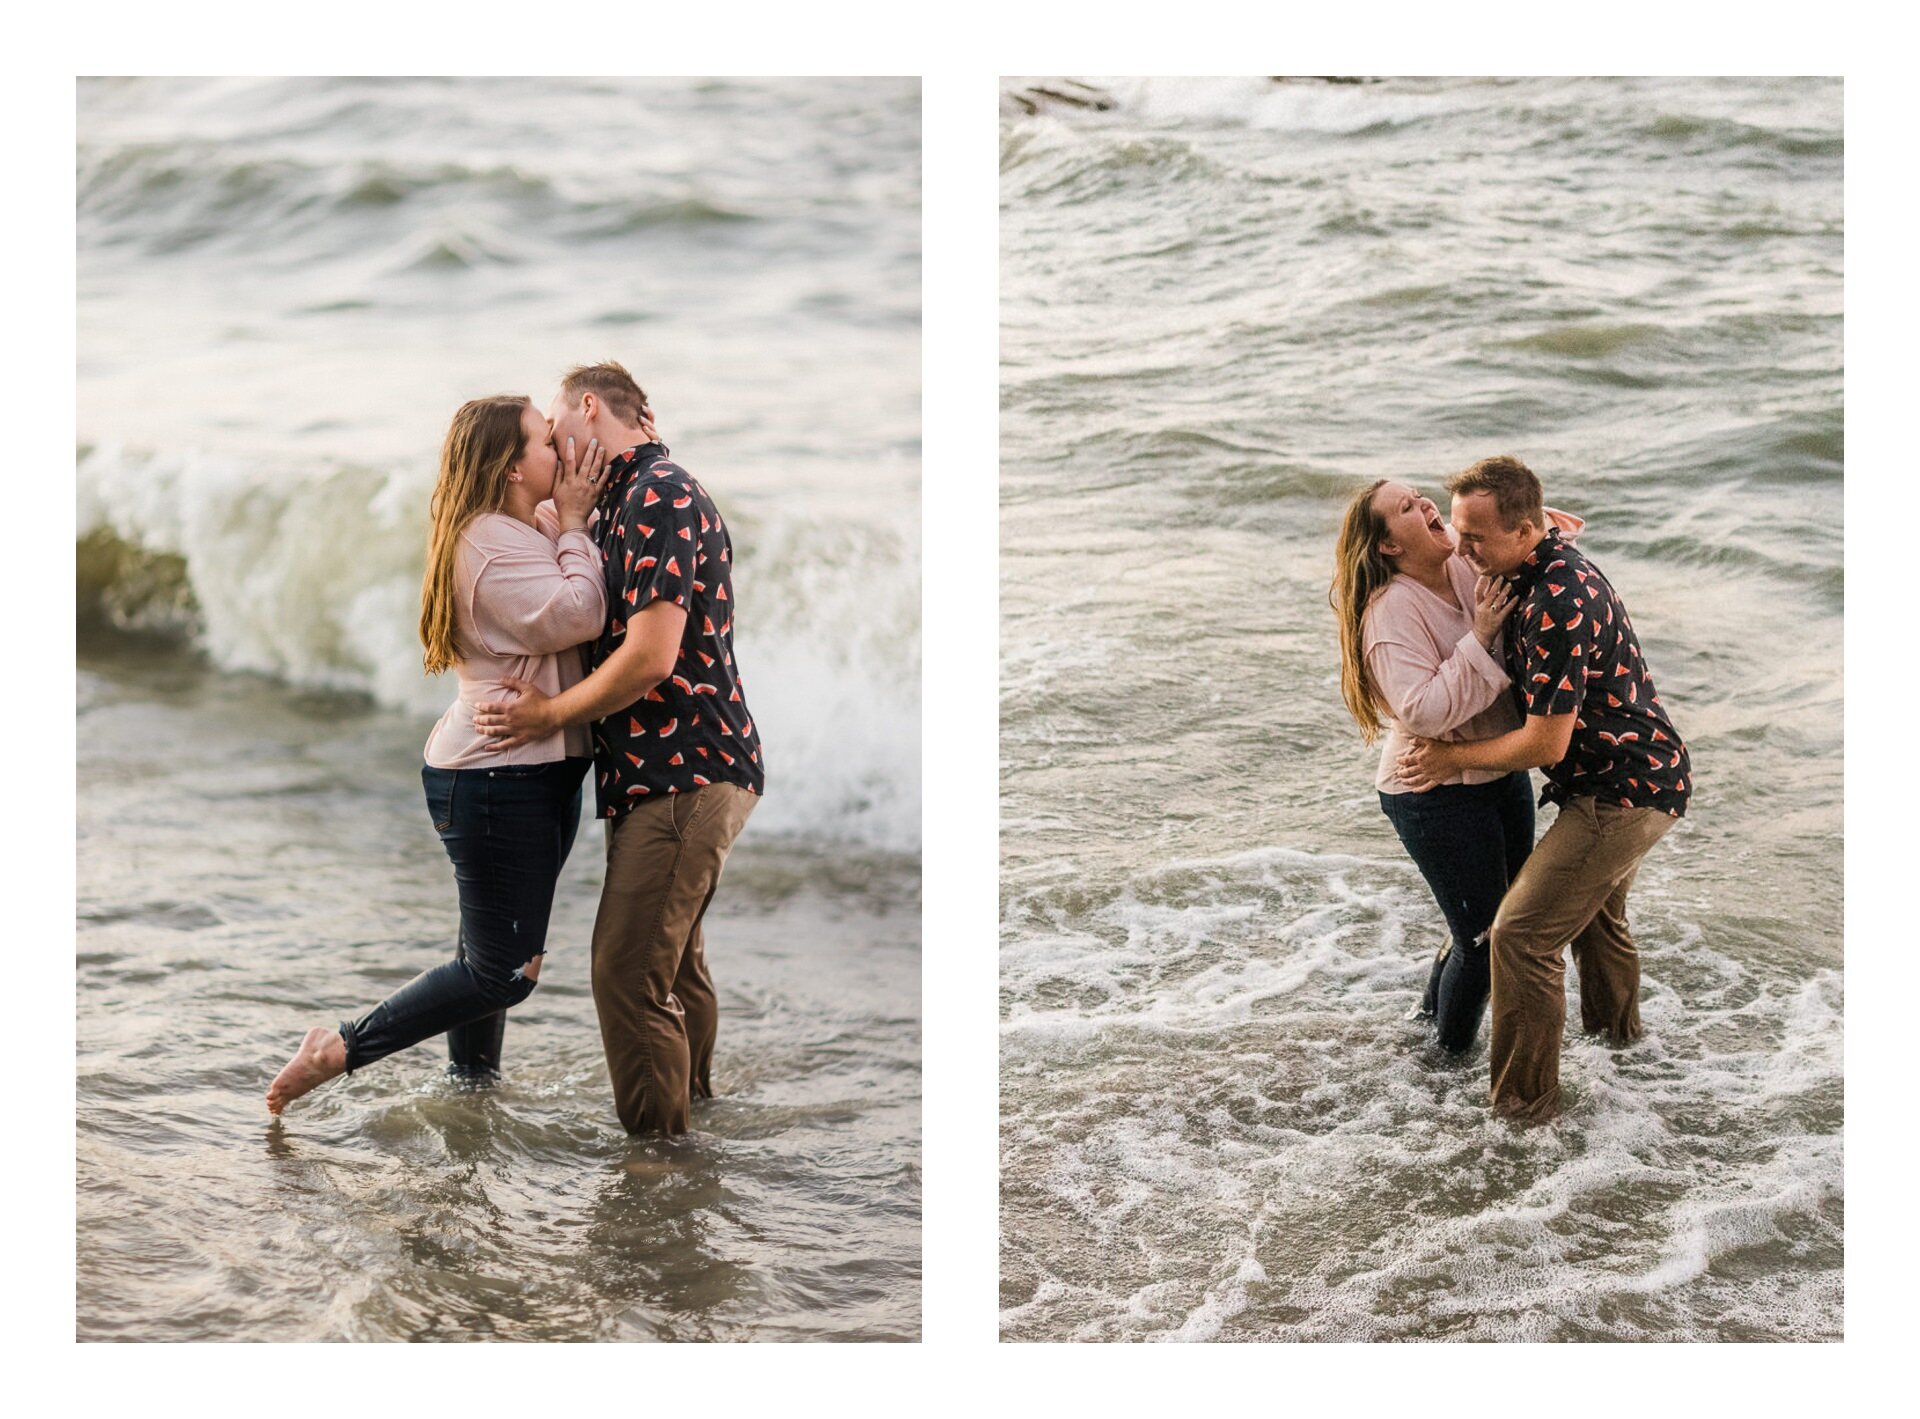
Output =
[
  {"x1": 474, "y1": 361, "x2": 764, "y2": 1135},
  {"x1": 1400, "y1": 455, "x2": 1690, "y2": 1123}
]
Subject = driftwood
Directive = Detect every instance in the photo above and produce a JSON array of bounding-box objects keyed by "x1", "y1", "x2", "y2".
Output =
[
  {"x1": 1001, "y1": 79, "x2": 1118, "y2": 117},
  {"x1": 1002, "y1": 76, "x2": 1382, "y2": 118}
]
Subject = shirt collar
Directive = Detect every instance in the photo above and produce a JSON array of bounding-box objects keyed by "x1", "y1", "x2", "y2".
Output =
[
  {"x1": 599, "y1": 441, "x2": 669, "y2": 506},
  {"x1": 1508, "y1": 526, "x2": 1567, "y2": 594}
]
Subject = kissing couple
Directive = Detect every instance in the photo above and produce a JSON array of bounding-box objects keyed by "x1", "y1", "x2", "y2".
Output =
[{"x1": 268, "y1": 362, "x2": 763, "y2": 1135}]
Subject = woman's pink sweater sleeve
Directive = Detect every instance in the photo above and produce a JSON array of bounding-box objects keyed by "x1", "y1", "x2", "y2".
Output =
[
  {"x1": 1365, "y1": 613, "x2": 1510, "y2": 740},
  {"x1": 468, "y1": 527, "x2": 608, "y2": 657}
]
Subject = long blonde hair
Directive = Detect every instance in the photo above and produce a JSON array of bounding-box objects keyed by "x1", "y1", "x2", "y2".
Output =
[
  {"x1": 420, "y1": 395, "x2": 533, "y2": 675},
  {"x1": 1329, "y1": 478, "x2": 1397, "y2": 743}
]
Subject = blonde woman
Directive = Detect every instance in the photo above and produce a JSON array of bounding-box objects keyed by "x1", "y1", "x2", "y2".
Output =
[
  {"x1": 1331, "y1": 480, "x2": 1570, "y2": 1054},
  {"x1": 268, "y1": 395, "x2": 613, "y2": 1112}
]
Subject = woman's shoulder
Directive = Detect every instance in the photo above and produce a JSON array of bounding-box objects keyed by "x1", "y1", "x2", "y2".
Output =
[
  {"x1": 1361, "y1": 575, "x2": 1419, "y2": 639},
  {"x1": 1363, "y1": 569, "x2": 1473, "y2": 651},
  {"x1": 460, "y1": 511, "x2": 554, "y2": 553},
  {"x1": 1365, "y1": 573, "x2": 1422, "y2": 614}
]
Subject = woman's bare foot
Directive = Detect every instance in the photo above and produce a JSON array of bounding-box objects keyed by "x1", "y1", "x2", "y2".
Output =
[{"x1": 266, "y1": 1027, "x2": 348, "y2": 1114}]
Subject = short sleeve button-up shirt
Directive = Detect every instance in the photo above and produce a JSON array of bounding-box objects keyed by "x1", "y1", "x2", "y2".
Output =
[
  {"x1": 586, "y1": 442, "x2": 765, "y2": 818},
  {"x1": 1503, "y1": 529, "x2": 1691, "y2": 817}
]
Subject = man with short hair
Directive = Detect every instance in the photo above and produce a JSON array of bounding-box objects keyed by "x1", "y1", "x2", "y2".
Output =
[
  {"x1": 1401, "y1": 455, "x2": 1690, "y2": 1122},
  {"x1": 474, "y1": 361, "x2": 764, "y2": 1134}
]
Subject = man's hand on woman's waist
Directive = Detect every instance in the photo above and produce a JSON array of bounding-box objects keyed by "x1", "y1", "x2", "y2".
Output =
[{"x1": 474, "y1": 600, "x2": 686, "y2": 751}]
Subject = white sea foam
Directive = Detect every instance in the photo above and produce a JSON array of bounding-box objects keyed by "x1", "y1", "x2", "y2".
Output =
[
  {"x1": 79, "y1": 443, "x2": 921, "y2": 853},
  {"x1": 1093, "y1": 76, "x2": 1473, "y2": 136},
  {"x1": 80, "y1": 78, "x2": 921, "y2": 859},
  {"x1": 1001, "y1": 843, "x2": 1843, "y2": 1341}
]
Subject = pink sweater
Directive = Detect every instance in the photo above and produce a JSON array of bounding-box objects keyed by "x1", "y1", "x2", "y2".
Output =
[
  {"x1": 1363, "y1": 554, "x2": 1521, "y2": 793},
  {"x1": 423, "y1": 505, "x2": 608, "y2": 769}
]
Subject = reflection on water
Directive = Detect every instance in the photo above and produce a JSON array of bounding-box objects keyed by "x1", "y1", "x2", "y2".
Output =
[{"x1": 79, "y1": 636, "x2": 919, "y2": 1341}]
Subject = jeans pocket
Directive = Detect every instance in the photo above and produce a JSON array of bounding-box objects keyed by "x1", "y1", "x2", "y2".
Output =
[{"x1": 423, "y1": 767, "x2": 457, "y2": 835}]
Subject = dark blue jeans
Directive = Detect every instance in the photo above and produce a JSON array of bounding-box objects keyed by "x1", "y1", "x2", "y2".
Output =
[
  {"x1": 339, "y1": 757, "x2": 588, "y2": 1078},
  {"x1": 1378, "y1": 770, "x2": 1535, "y2": 1055}
]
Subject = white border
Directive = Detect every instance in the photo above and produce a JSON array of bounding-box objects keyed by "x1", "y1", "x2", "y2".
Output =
[
  {"x1": 922, "y1": 68, "x2": 1003, "y2": 1349},
  {"x1": 16, "y1": 0, "x2": 1905, "y2": 1403}
]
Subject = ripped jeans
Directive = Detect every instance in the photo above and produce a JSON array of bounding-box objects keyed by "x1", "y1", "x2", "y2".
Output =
[{"x1": 339, "y1": 757, "x2": 589, "y2": 1078}]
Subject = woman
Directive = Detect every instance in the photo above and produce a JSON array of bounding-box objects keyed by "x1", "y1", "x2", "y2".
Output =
[
  {"x1": 267, "y1": 394, "x2": 612, "y2": 1113},
  {"x1": 1331, "y1": 479, "x2": 1546, "y2": 1055}
]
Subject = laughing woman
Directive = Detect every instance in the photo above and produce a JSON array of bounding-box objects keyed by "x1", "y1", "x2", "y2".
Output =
[
  {"x1": 1331, "y1": 479, "x2": 1541, "y2": 1055},
  {"x1": 267, "y1": 395, "x2": 611, "y2": 1113}
]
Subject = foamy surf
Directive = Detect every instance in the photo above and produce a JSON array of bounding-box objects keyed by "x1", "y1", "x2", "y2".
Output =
[
  {"x1": 1001, "y1": 841, "x2": 1840, "y2": 1342},
  {"x1": 78, "y1": 442, "x2": 919, "y2": 853}
]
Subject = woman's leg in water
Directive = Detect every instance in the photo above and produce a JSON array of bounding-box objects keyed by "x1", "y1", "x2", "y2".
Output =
[
  {"x1": 442, "y1": 937, "x2": 509, "y2": 1079},
  {"x1": 266, "y1": 759, "x2": 586, "y2": 1113},
  {"x1": 1432, "y1": 772, "x2": 1535, "y2": 1052},
  {"x1": 446, "y1": 774, "x2": 586, "y2": 1077},
  {"x1": 1379, "y1": 777, "x2": 1518, "y2": 1055}
]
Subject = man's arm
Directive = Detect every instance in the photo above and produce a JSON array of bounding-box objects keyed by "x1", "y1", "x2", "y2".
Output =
[
  {"x1": 473, "y1": 599, "x2": 687, "y2": 748},
  {"x1": 1399, "y1": 712, "x2": 1575, "y2": 788}
]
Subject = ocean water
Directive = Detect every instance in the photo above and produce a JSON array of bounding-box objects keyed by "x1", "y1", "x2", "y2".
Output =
[
  {"x1": 999, "y1": 76, "x2": 1841, "y2": 1342},
  {"x1": 77, "y1": 77, "x2": 920, "y2": 1341}
]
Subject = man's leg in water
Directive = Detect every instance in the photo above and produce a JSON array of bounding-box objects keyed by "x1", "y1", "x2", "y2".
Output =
[
  {"x1": 1568, "y1": 810, "x2": 1670, "y2": 1042},
  {"x1": 589, "y1": 783, "x2": 756, "y2": 1134},
  {"x1": 1487, "y1": 796, "x2": 1673, "y2": 1121},
  {"x1": 676, "y1": 897, "x2": 721, "y2": 1100}
]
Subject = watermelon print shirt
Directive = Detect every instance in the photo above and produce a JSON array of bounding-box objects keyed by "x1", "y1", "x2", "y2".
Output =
[
  {"x1": 1502, "y1": 528, "x2": 1691, "y2": 817},
  {"x1": 586, "y1": 442, "x2": 765, "y2": 818}
]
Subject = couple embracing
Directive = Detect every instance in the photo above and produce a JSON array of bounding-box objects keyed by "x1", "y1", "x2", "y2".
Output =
[
  {"x1": 1333, "y1": 456, "x2": 1691, "y2": 1123},
  {"x1": 268, "y1": 362, "x2": 763, "y2": 1135}
]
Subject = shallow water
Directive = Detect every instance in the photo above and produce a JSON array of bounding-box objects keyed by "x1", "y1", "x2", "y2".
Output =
[
  {"x1": 999, "y1": 76, "x2": 1841, "y2": 1342},
  {"x1": 78, "y1": 638, "x2": 920, "y2": 1341}
]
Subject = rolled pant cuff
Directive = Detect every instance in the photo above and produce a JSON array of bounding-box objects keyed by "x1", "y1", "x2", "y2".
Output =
[{"x1": 1491, "y1": 1087, "x2": 1561, "y2": 1123}]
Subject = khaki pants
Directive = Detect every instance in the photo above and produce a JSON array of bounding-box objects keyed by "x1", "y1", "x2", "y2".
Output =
[
  {"x1": 592, "y1": 782, "x2": 757, "y2": 1135},
  {"x1": 1488, "y1": 796, "x2": 1675, "y2": 1123}
]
